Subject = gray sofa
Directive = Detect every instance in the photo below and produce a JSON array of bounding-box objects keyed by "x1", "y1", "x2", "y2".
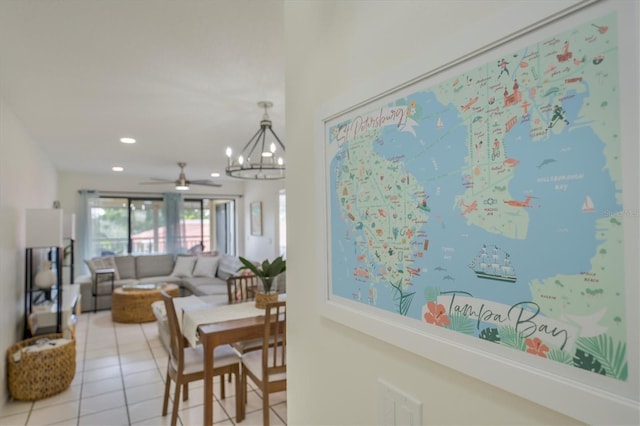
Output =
[{"x1": 76, "y1": 253, "x2": 244, "y2": 312}]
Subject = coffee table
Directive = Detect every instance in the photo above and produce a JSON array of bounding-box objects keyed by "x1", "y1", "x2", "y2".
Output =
[{"x1": 111, "y1": 283, "x2": 179, "y2": 323}]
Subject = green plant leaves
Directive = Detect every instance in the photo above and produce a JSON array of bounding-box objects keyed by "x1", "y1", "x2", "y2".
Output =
[
  {"x1": 238, "y1": 256, "x2": 286, "y2": 293},
  {"x1": 575, "y1": 335, "x2": 627, "y2": 380},
  {"x1": 263, "y1": 256, "x2": 287, "y2": 277},
  {"x1": 389, "y1": 279, "x2": 414, "y2": 316},
  {"x1": 479, "y1": 327, "x2": 500, "y2": 343},
  {"x1": 446, "y1": 314, "x2": 475, "y2": 335},
  {"x1": 423, "y1": 286, "x2": 440, "y2": 303},
  {"x1": 498, "y1": 325, "x2": 527, "y2": 351},
  {"x1": 547, "y1": 348, "x2": 574, "y2": 365},
  {"x1": 573, "y1": 349, "x2": 606, "y2": 375}
]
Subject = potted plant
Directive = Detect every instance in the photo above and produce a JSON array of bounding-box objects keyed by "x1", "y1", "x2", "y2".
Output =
[{"x1": 238, "y1": 256, "x2": 286, "y2": 308}]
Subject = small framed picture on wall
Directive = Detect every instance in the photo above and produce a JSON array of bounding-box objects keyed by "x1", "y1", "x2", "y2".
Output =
[{"x1": 250, "y1": 201, "x2": 262, "y2": 236}]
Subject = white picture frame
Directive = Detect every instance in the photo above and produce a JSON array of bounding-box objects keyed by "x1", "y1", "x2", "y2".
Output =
[
  {"x1": 251, "y1": 201, "x2": 263, "y2": 236},
  {"x1": 314, "y1": 1, "x2": 638, "y2": 423}
]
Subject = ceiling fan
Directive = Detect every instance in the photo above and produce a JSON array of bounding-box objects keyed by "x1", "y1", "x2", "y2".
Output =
[{"x1": 140, "y1": 162, "x2": 222, "y2": 190}]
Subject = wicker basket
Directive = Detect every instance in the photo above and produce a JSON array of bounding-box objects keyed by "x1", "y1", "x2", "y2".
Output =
[
  {"x1": 7, "y1": 333, "x2": 76, "y2": 401},
  {"x1": 112, "y1": 283, "x2": 179, "y2": 323},
  {"x1": 255, "y1": 292, "x2": 279, "y2": 309}
]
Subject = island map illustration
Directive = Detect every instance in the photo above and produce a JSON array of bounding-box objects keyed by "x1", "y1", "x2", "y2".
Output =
[{"x1": 327, "y1": 12, "x2": 627, "y2": 381}]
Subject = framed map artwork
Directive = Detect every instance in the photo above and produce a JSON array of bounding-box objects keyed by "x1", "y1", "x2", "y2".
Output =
[
  {"x1": 315, "y1": 0, "x2": 638, "y2": 423},
  {"x1": 251, "y1": 201, "x2": 262, "y2": 236}
]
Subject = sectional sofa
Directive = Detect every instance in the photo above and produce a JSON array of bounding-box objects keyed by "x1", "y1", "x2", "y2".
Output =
[{"x1": 76, "y1": 253, "x2": 244, "y2": 312}]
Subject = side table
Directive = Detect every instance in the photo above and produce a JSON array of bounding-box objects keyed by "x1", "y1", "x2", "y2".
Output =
[
  {"x1": 28, "y1": 284, "x2": 81, "y2": 338},
  {"x1": 92, "y1": 268, "x2": 115, "y2": 312},
  {"x1": 111, "y1": 283, "x2": 179, "y2": 323}
]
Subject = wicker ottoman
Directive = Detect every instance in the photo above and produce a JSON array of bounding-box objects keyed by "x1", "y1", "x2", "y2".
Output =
[
  {"x1": 111, "y1": 283, "x2": 179, "y2": 323},
  {"x1": 7, "y1": 334, "x2": 75, "y2": 401}
]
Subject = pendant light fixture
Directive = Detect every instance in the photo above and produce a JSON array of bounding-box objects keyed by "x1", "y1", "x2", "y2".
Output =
[{"x1": 225, "y1": 101, "x2": 285, "y2": 180}]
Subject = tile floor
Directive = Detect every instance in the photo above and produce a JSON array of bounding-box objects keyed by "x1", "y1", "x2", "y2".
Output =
[{"x1": 1, "y1": 310, "x2": 287, "y2": 426}]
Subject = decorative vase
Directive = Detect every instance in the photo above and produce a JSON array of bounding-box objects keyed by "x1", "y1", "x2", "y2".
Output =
[
  {"x1": 254, "y1": 275, "x2": 278, "y2": 308},
  {"x1": 34, "y1": 261, "x2": 56, "y2": 289},
  {"x1": 255, "y1": 292, "x2": 279, "y2": 309}
]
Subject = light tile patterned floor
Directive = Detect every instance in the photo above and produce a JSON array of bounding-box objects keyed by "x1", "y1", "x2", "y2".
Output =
[{"x1": 2, "y1": 310, "x2": 287, "y2": 425}]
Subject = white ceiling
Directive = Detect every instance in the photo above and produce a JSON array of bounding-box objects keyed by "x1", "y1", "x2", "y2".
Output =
[{"x1": 0, "y1": 0, "x2": 285, "y2": 187}]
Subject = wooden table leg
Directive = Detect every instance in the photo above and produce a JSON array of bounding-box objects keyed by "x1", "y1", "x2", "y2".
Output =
[
  {"x1": 236, "y1": 365, "x2": 243, "y2": 422},
  {"x1": 196, "y1": 317, "x2": 267, "y2": 425},
  {"x1": 203, "y1": 340, "x2": 214, "y2": 426}
]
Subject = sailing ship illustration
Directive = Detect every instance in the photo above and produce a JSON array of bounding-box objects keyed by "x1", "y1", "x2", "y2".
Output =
[
  {"x1": 417, "y1": 196, "x2": 431, "y2": 212},
  {"x1": 437, "y1": 117, "x2": 444, "y2": 128},
  {"x1": 469, "y1": 244, "x2": 517, "y2": 283},
  {"x1": 582, "y1": 195, "x2": 595, "y2": 212}
]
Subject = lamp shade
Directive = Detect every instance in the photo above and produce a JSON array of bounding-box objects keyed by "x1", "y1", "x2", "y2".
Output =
[
  {"x1": 63, "y1": 213, "x2": 76, "y2": 240},
  {"x1": 25, "y1": 209, "x2": 63, "y2": 248}
]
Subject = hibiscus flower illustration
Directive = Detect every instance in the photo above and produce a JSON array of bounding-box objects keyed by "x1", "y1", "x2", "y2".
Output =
[
  {"x1": 423, "y1": 301, "x2": 451, "y2": 327},
  {"x1": 525, "y1": 337, "x2": 549, "y2": 358}
]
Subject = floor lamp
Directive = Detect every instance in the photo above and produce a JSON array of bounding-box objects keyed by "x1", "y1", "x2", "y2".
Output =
[{"x1": 25, "y1": 209, "x2": 63, "y2": 337}]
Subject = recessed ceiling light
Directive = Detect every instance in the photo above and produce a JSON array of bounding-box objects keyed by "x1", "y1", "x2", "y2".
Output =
[
  {"x1": 112, "y1": 166, "x2": 124, "y2": 172},
  {"x1": 120, "y1": 137, "x2": 136, "y2": 144},
  {"x1": 210, "y1": 172, "x2": 220, "y2": 178}
]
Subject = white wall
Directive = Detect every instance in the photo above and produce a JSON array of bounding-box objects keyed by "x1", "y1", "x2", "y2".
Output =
[
  {"x1": 284, "y1": 1, "x2": 586, "y2": 424},
  {"x1": 242, "y1": 179, "x2": 285, "y2": 262},
  {"x1": 0, "y1": 97, "x2": 59, "y2": 408}
]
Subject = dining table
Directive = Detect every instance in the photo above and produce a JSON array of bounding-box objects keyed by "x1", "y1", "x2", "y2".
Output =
[{"x1": 181, "y1": 294, "x2": 286, "y2": 425}]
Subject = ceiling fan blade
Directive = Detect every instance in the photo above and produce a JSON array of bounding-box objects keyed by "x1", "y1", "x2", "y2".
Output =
[
  {"x1": 139, "y1": 180, "x2": 174, "y2": 185},
  {"x1": 138, "y1": 164, "x2": 221, "y2": 188},
  {"x1": 190, "y1": 180, "x2": 223, "y2": 188}
]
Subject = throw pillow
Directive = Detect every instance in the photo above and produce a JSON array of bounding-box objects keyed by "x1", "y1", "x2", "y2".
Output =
[
  {"x1": 114, "y1": 256, "x2": 136, "y2": 279},
  {"x1": 84, "y1": 259, "x2": 97, "y2": 275},
  {"x1": 217, "y1": 255, "x2": 243, "y2": 280},
  {"x1": 192, "y1": 256, "x2": 220, "y2": 278},
  {"x1": 96, "y1": 256, "x2": 120, "y2": 280},
  {"x1": 85, "y1": 256, "x2": 120, "y2": 281},
  {"x1": 171, "y1": 256, "x2": 197, "y2": 278}
]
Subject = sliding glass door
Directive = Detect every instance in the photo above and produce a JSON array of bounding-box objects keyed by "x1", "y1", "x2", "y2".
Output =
[
  {"x1": 214, "y1": 201, "x2": 235, "y2": 255},
  {"x1": 183, "y1": 199, "x2": 209, "y2": 253},
  {"x1": 130, "y1": 199, "x2": 165, "y2": 254},
  {"x1": 87, "y1": 197, "x2": 129, "y2": 257},
  {"x1": 86, "y1": 196, "x2": 235, "y2": 257}
]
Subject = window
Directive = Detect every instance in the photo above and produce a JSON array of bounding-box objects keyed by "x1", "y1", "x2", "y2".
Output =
[
  {"x1": 130, "y1": 199, "x2": 165, "y2": 254},
  {"x1": 183, "y1": 199, "x2": 209, "y2": 253},
  {"x1": 214, "y1": 200, "x2": 236, "y2": 256},
  {"x1": 86, "y1": 196, "x2": 234, "y2": 257},
  {"x1": 88, "y1": 197, "x2": 129, "y2": 256}
]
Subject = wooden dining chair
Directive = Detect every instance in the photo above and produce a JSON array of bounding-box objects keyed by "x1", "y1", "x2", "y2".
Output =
[
  {"x1": 160, "y1": 291, "x2": 242, "y2": 426},
  {"x1": 226, "y1": 274, "x2": 264, "y2": 356},
  {"x1": 241, "y1": 300, "x2": 286, "y2": 426},
  {"x1": 226, "y1": 274, "x2": 259, "y2": 304}
]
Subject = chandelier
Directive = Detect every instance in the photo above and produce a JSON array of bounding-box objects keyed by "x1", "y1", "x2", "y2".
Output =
[{"x1": 225, "y1": 101, "x2": 285, "y2": 180}]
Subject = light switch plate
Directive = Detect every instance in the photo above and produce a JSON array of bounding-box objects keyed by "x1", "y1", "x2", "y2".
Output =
[{"x1": 378, "y1": 379, "x2": 423, "y2": 426}]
